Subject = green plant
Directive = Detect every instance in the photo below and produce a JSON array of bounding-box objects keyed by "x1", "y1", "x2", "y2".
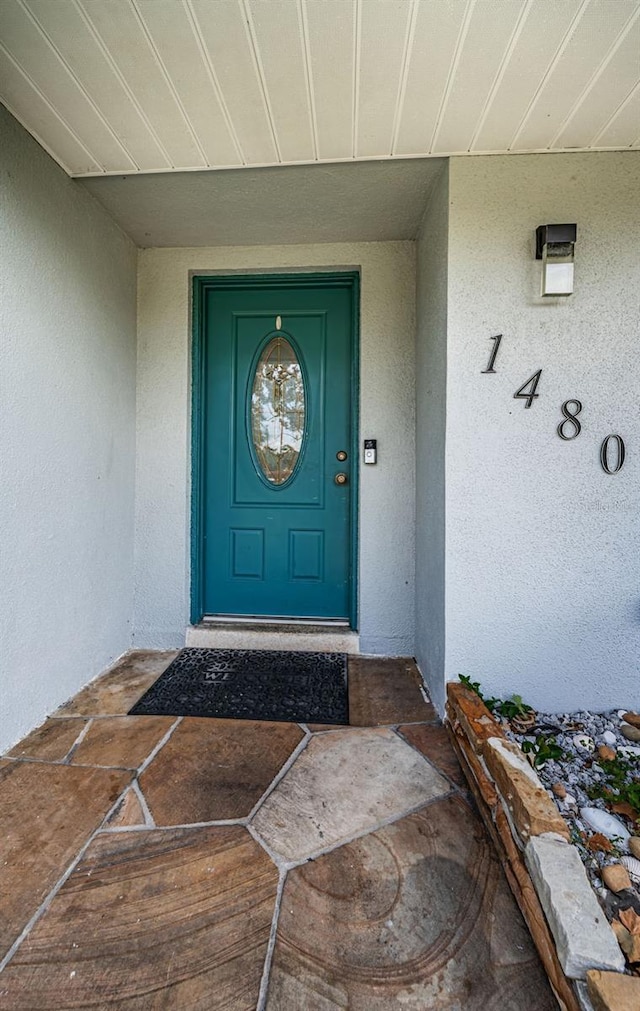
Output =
[
  {"x1": 457, "y1": 676, "x2": 536, "y2": 722},
  {"x1": 495, "y1": 694, "x2": 535, "y2": 720},
  {"x1": 586, "y1": 755, "x2": 640, "y2": 822},
  {"x1": 458, "y1": 675, "x2": 500, "y2": 713},
  {"x1": 521, "y1": 734, "x2": 565, "y2": 768}
]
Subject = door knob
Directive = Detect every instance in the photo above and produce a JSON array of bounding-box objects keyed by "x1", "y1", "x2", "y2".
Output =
[{"x1": 335, "y1": 472, "x2": 348, "y2": 485}]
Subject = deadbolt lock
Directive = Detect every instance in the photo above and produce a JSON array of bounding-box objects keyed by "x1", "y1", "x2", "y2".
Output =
[
  {"x1": 336, "y1": 450, "x2": 348, "y2": 462},
  {"x1": 335, "y1": 472, "x2": 348, "y2": 485}
]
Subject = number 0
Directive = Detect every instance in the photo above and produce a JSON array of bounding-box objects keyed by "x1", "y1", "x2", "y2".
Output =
[{"x1": 600, "y1": 435, "x2": 625, "y2": 474}]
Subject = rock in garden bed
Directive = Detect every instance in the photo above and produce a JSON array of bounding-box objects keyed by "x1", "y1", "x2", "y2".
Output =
[{"x1": 461, "y1": 677, "x2": 640, "y2": 977}]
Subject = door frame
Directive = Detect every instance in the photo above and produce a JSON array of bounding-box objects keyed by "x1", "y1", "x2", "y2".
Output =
[{"x1": 190, "y1": 271, "x2": 360, "y2": 627}]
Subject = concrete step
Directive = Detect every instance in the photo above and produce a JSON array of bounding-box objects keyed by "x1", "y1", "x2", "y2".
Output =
[{"x1": 185, "y1": 621, "x2": 360, "y2": 654}]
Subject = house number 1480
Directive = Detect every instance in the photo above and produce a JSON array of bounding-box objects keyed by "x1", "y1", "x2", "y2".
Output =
[{"x1": 481, "y1": 335, "x2": 626, "y2": 474}]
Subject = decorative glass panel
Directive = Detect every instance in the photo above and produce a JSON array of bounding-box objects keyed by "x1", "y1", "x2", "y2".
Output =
[{"x1": 251, "y1": 337, "x2": 305, "y2": 484}]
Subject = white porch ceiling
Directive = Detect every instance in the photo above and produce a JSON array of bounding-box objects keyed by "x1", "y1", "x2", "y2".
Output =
[{"x1": 0, "y1": 0, "x2": 639, "y2": 179}]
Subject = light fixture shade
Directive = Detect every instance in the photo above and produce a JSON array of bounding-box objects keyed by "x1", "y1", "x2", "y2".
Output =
[{"x1": 536, "y1": 224, "x2": 577, "y2": 297}]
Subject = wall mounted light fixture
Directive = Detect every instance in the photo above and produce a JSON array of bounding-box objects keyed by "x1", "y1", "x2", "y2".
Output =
[{"x1": 535, "y1": 223, "x2": 577, "y2": 296}]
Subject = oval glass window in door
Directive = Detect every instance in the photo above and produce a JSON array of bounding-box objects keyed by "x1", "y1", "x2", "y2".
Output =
[{"x1": 251, "y1": 336, "x2": 306, "y2": 484}]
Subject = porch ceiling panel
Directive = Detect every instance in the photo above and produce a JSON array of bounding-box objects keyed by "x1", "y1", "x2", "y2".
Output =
[{"x1": 0, "y1": 0, "x2": 639, "y2": 179}]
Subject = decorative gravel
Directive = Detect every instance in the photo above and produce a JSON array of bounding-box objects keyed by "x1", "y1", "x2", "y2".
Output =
[{"x1": 502, "y1": 708, "x2": 640, "y2": 925}]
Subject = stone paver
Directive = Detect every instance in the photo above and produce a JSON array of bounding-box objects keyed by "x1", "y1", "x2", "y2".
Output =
[
  {"x1": 68, "y1": 715, "x2": 175, "y2": 769},
  {"x1": 397, "y1": 723, "x2": 467, "y2": 789},
  {"x1": 105, "y1": 787, "x2": 147, "y2": 828},
  {"x1": 54, "y1": 650, "x2": 177, "y2": 717},
  {"x1": 252, "y1": 727, "x2": 450, "y2": 863},
  {"x1": 140, "y1": 717, "x2": 304, "y2": 824},
  {"x1": 0, "y1": 760, "x2": 131, "y2": 958},
  {"x1": 7, "y1": 718, "x2": 87, "y2": 762},
  {"x1": 0, "y1": 826, "x2": 278, "y2": 1009},
  {"x1": 348, "y1": 656, "x2": 437, "y2": 726},
  {"x1": 267, "y1": 794, "x2": 557, "y2": 1009},
  {"x1": 0, "y1": 651, "x2": 560, "y2": 1008},
  {"x1": 525, "y1": 834, "x2": 626, "y2": 978}
]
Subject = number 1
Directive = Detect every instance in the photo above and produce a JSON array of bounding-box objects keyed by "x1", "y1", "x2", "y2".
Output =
[{"x1": 481, "y1": 334, "x2": 502, "y2": 374}]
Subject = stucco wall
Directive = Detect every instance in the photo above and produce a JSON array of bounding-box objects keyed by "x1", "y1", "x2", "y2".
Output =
[
  {"x1": 445, "y1": 151, "x2": 640, "y2": 712},
  {"x1": 415, "y1": 166, "x2": 449, "y2": 713},
  {"x1": 135, "y1": 242, "x2": 416, "y2": 655},
  {"x1": 0, "y1": 108, "x2": 137, "y2": 751}
]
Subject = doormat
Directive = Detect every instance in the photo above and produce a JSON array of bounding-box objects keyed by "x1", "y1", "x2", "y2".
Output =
[{"x1": 129, "y1": 648, "x2": 349, "y2": 725}]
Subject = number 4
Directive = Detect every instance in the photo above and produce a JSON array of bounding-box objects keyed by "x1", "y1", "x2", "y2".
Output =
[{"x1": 514, "y1": 369, "x2": 542, "y2": 409}]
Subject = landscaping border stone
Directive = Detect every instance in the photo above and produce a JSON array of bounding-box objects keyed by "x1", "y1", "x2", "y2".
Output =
[
  {"x1": 446, "y1": 682, "x2": 631, "y2": 1011},
  {"x1": 484, "y1": 737, "x2": 571, "y2": 843},
  {"x1": 525, "y1": 835, "x2": 625, "y2": 978},
  {"x1": 586, "y1": 969, "x2": 640, "y2": 1010}
]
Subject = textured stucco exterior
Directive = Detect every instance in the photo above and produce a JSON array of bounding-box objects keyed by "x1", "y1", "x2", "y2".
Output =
[
  {"x1": 443, "y1": 151, "x2": 640, "y2": 713},
  {"x1": 4, "y1": 96, "x2": 639, "y2": 746},
  {"x1": 415, "y1": 166, "x2": 449, "y2": 713},
  {"x1": 0, "y1": 106, "x2": 137, "y2": 752},
  {"x1": 135, "y1": 242, "x2": 416, "y2": 656}
]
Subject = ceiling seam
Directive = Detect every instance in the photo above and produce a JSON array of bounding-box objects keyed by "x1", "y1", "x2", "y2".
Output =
[
  {"x1": 0, "y1": 40, "x2": 103, "y2": 171},
  {"x1": 508, "y1": 0, "x2": 590, "y2": 151},
  {"x1": 429, "y1": 0, "x2": 476, "y2": 153},
  {"x1": 548, "y1": 6, "x2": 640, "y2": 150},
  {"x1": 239, "y1": 0, "x2": 282, "y2": 163},
  {"x1": 352, "y1": 0, "x2": 361, "y2": 158},
  {"x1": 389, "y1": 0, "x2": 419, "y2": 156},
  {"x1": 590, "y1": 78, "x2": 640, "y2": 147},
  {"x1": 467, "y1": 0, "x2": 534, "y2": 152},
  {"x1": 72, "y1": 0, "x2": 173, "y2": 169},
  {"x1": 0, "y1": 97, "x2": 73, "y2": 175},
  {"x1": 182, "y1": 0, "x2": 246, "y2": 166},
  {"x1": 67, "y1": 145, "x2": 640, "y2": 179},
  {"x1": 17, "y1": 0, "x2": 140, "y2": 171},
  {"x1": 298, "y1": 0, "x2": 319, "y2": 161},
  {"x1": 128, "y1": 0, "x2": 209, "y2": 168}
]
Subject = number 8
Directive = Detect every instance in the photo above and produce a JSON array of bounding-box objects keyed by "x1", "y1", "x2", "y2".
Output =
[{"x1": 557, "y1": 400, "x2": 582, "y2": 441}]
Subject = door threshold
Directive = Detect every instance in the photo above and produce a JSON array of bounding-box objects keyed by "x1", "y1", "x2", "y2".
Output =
[
  {"x1": 186, "y1": 622, "x2": 360, "y2": 654},
  {"x1": 201, "y1": 615, "x2": 350, "y2": 628}
]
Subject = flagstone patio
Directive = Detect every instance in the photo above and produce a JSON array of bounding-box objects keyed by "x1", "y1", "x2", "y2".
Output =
[{"x1": 0, "y1": 651, "x2": 557, "y2": 1009}]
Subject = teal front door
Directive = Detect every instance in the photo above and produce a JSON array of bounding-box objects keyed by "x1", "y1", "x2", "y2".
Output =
[{"x1": 193, "y1": 274, "x2": 357, "y2": 623}]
